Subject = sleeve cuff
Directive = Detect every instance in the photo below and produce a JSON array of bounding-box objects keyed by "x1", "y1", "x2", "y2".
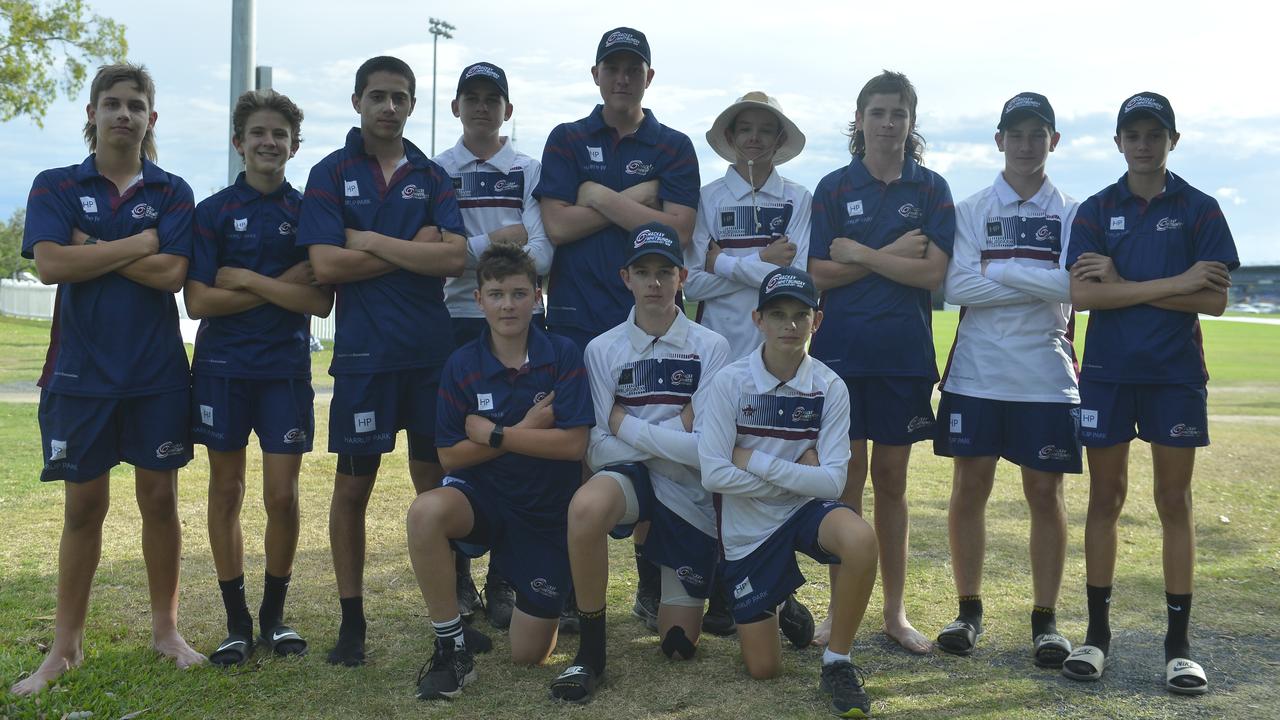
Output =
[
  {"x1": 467, "y1": 234, "x2": 489, "y2": 262},
  {"x1": 746, "y1": 449, "x2": 777, "y2": 479}
]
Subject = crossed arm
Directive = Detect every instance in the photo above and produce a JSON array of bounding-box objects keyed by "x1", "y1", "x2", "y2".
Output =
[
  {"x1": 541, "y1": 179, "x2": 696, "y2": 250},
  {"x1": 309, "y1": 224, "x2": 466, "y2": 285},
  {"x1": 1069, "y1": 252, "x2": 1230, "y2": 315},
  {"x1": 809, "y1": 229, "x2": 946, "y2": 293}
]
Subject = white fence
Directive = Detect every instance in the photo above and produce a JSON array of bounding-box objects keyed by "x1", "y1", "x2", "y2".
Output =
[{"x1": 0, "y1": 279, "x2": 335, "y2": 341}]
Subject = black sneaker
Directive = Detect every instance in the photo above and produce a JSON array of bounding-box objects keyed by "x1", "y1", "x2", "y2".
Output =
[
  {"x1": 456, "y1": 571, "x2": 482, "y2": 624},
  {"x1": 483, "y1": 574, "x2": 516, "y2": 630},
  {"x1": 820, "y1": 660, "x2": 871, "y2": 718},
  {"x1": 416, "y1": 642, "x2": 477, "y2": 701},
  {"x1": 632, "y1": 587, "x2": 659, "y2": 632},
  {"x1": 702, "y1": 587, "x2": 737, "y2": 637},
  {"x1": 559, "y1": 594, "x2": 581, "y2": 635},
  {"x1": 779, "y1": 594, "x2": 815, "y2": 649}
]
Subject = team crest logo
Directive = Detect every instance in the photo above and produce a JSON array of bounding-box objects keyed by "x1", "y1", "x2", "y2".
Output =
[
  {"x1": 1169, "y1": 423, "x2": 1202, "y2": 438},
  {"x1": 533, "y1": 391, "x2": 548, "y2": 404},
  {"x1": 283, "y1": 428, "x2": 307, "y2": 444},
  {"x1": 344, "y1": 180, "x2": 359, "y2": 197},
  {"x1": 233, "y1": 218, "x2": 248, "y2": 232},
  {"x1": 769, "y1": 215, "x2": 784, "y2": 231},
  {"x1": 675, "y1": 566, "x2": 706, "y2": 586},
  {"x1": 1004, "y1": 96, "x2": 1041, "y2": 113},
  {"x1": 605, "y1": 30, "x2": 641, "y2": 47},
  {"x1": 898, "y1": 203, "x2": 923, "y2": 221},
  {"x1": 1156, "y1": 217, "x2": 1184, "y2": 231},
  {"x1": 846, "y1": 200, "x2": 863, "y2": 216},
  {"x1": 401, "y1": 185, "x2": 427, "y2": 200},
  {"x1": 131, "y1": 203, "x2": 159, "y2": 220},
  {"x1": 1035, "y1": 225, "x2": 1055, "y2": 242},
  {"x1": 791, "y1": 406, "x2": 817, "y2": 423},
  {"x1": 79, "y1": 196, "x2": 98, "y2": 213},
  {"x1": 530, "y1": 577, "x2": 559, "y2": 598},
  {"x1": 634, "y1": 228, "x2": 673, "y2": 248},
  {"x1": 1038, "y1": 445, "x2": 1071, "y2": 461},
  {"x1": 464, "y1": 64, "x2": 501, "y2": 81},
  {"x1": 278, "y1": 221, "x2": 294, "y2": 235},
  {"x1": 670, "y1": 370, "x2": 694, "y2": 387},
  {"x1": 1124, "y1": 95, "x2": 1164, "y2": 113},
  {"x1": 765, "y1": 272, "x2": 807, "y2": 293},
  {"x1": 906, "y1": 416, "x2": 932, "y2": 432},
  {"x1": 587, "y1": 146, "x2": 604, "y2": 163},
  {"x1": 492, "y1": 179, "x2": 519, "y2": 192},
  {"x1": 625, "y1": 160, "x2": 653, "y2": 176},
  {"x1": 155, "y1": 441, "x2": 185, "y2": 459}
]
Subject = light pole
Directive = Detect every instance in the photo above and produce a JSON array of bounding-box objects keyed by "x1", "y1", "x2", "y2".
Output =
[{"x1": 428, "y1": 17, "x2": 455, "y2": 155}]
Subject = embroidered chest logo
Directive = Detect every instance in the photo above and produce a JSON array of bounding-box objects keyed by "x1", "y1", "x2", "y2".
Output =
[
  {"x1": 625, "y1": 160, "x2": 653, "y2": 176},
  {"x1": 670, "y1": 369, "x2": 695, "y2": 387},
  {"x1": 477, "y1": 393, "x2": 494, "y2": 411},
  {"x1": 791, "y1": 405, "x2": 817, "y2": 423},
  {"x1": 79, "y1": 196, "x2": 98, "y2": 214},
  {"x1": 1035, "y1": 225, "x2": 1055, "y2": 242},
  {"x1": 344, "y1": 180, "x2": 360, "y2": 197},
  {"x1": 898, "y1": 203, "x2": 923, "y2": 221},
  {"x1": 533, "y1": 391, "x2": 548, "y2": 404},
  {"x1": 1110, "y1": 216, "x2": 1125, "y2": 231},
  {"x1": 846, "y1": 200, "x2": 864, "y2": 217},
  {"x1": 401, "y1": 185, "x2": 427, "y2": 200},
  {"x1": 233, "y1": 218, "x2": 249, "y2": 232},
  {"x1": 131, "y1": 203, "x2": 158, "y2": 220},
  {"x1": 721, "y1": 211, "x2": 735, "y2": 227},
  {"x1": 986, "y1": 221, "x2": 1003, "y2": 237},
  {"x1": 492, "y1": 179, "x2": 519, "y2": 192},
  {"x1": 587, "y1": 146, "x2": 604, "y2": 163},
  {"x1": 278, "y1": 221, "x2": 294, "y2": 235},
  {"x1": 740, "y1": 403, "x2": 756, "y2": 418},
  {"x1": 618, "y1": 368, "x2": 635, "y2": 385},
  {"x1": 1155, "y1": 217, "x2": 1183, "y2": 231}
]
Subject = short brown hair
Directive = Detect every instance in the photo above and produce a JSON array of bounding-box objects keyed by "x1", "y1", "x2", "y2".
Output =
[
  {"x1": 476, "y1": 242, "x2": 536, "y2": 289},
  {"x1": 233, "y1": 89, "x2": 304, "y2": 150},
  {"x1": 83, "y1": 63, "x2": 157, "y2": 161}
]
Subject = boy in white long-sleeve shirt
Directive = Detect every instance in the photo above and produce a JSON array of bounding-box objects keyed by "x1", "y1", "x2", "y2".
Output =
[
  {"x1": 933, "y1": 92, "x2": 1080, "y2": 669},
  {"x1": 698, "y1": 267, "x2": 878, "y2": 718},
  {"x1": 548, "y1": 221, "x2": 730, "y2": 704}
]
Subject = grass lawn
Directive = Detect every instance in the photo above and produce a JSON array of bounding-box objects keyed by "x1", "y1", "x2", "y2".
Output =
[{"x1": 1, "y1": 314, "x2": 1279, "y2": 719}]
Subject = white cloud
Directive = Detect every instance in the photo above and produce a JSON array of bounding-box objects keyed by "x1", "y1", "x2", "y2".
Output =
[
  {"x1": 1217, "y1": 187, "x2": 1246, "y2": 205},
  {"x1": 926, "y1": 142, "x2": 1002, "y2": 174}
]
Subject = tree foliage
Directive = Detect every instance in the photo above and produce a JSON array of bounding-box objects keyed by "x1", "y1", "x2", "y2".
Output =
[
  {"x1": 0, "y1": 209, "x2": 35, "y2": 279},
  {"x1": 0, "y1": 0, "x2": 127, "y2": 126}
]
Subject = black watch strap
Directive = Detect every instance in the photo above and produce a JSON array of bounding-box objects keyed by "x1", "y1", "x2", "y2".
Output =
[{"x1": 488, "y1": 424, "x2": 505, "y2": 448}]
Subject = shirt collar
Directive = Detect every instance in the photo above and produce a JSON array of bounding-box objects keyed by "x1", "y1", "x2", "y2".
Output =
[
  {"x1": 584, "y1": 105, "x2": 661, "y2": 145},
  {"x1": 478, "y1": 323, "x2": 556, "y2": 378},
  {"x1": 992, "y1": 172, "x2": 1057, "y2": 210},
  {"x1": 448, "y1": 135, "x2": 517, "y2": 174},
  {"x1": 74, "y1": 154, "x2": 165, "y2": 187},
  {"x1": 230, "y1": 172, "x2": 295, "y2": 202},
  {"x1": 625, "y1": 306, "x2": 691, "y2": 353},
  {"x1": 722, "y1": 165, "x2": 784, "y2": 201},
  {"x1": 1114, "y1": 169, "x2": 1184, "y2": 204},
  {"x1": 747, "y1": 345, "x2": 817, "y2": 395},
  {"x1": 344, "y1": 127, "x2": 433, "y2": 170},
  {"x1": 846, "y1": 155, "x2": 922, "y2": 189}
]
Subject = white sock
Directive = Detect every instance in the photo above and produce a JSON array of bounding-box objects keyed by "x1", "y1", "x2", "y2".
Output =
[{"x1": 823, "y1": 647, "x2": 851, "y2": 666}]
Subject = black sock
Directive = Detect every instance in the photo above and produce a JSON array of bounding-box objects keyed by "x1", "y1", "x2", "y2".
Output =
[
  {"x1": 339, "y1": 595, "x2": 366, "y2": 636},
  {"x1": 1031, "y1": 605, "x2": 1057, "y2": 639},
  {"x1": 1165, "y1": 592, "x2": 1192, "y2": 662},
  {"x1": 574, "y1": 607, "x2": 607, "y2": 675},
  {"x1": 635, "y1": 546, "x2": 659, "y2": 595},
  {"x1": 958, "y1": 595, "x2": 983, "y2": 629},
  {"x1": 259, "y1": 572, "x2": 291, "y2": 634},
  {"x1": 219, "y1": 575, "x2": 253, "y2": 637},
  {"x1": 1084, "y1": 584, "x2": 1112, "y2": 655}
]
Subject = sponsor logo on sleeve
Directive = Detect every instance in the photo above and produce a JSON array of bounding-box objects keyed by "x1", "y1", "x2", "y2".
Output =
[
  {"x1": 1155, "y1": 217, "x2": 1184, "y2": 231},
  {"x1": 354, "y1": 411, "x2": 376, "y2": 433},
  {"x1": 1080, "y1": 409, "x2": 1099, "y2": 429},
  {"x1": 401, "y1": 184, "x2": 427, "y2": 200},
  {"x1": 587, "y1": 146, "x2": 604, "y2": 163},
  {"x1": 50, "y1": 439, "x2": 67, "y2": 461},
  {"x1": 233, "y1": 218, "x2": 248, "y2": 232},
  {"x1": 477, "y1": 393, "x2": 494, "y2": 411},
  {"x1": 200, "y1": 404, "x2": 214, "y2": 426},
  {"x1": 344, "y1": 180, "x2": 360, "y2": 197},
  {"x1": 625, "y1": 159, "x2": 653, "y2": 176},
  {"x1": 155, "y1": 441, "x2": 185, "y2": 459},
  {"x1": 131, "y1": 203, "x2": 159, "y2": 220},
  {"x1": 846, "y1": 200, "x2": 863, "y2": 217},
  {"x1": 79, "y1": 196, "x2": 98, "y2": 214},
  {"x1": 1109, "y1": 216, "x2": 1125, "y2": 231}
]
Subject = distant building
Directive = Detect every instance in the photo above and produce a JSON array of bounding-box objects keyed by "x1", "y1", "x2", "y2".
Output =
[{"x1": 1231, "y1": 265, "x2": 1280, "y2": 310}]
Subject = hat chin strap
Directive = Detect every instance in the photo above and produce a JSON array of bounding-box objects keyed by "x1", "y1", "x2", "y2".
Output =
[{"x1": 734, "y1": 135, "x2": 781, "y2": 236}]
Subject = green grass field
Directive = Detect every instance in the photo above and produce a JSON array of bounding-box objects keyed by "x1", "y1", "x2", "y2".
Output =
[{"x1": 1, "y1": 314, "x2": 1278, "y2": 719}]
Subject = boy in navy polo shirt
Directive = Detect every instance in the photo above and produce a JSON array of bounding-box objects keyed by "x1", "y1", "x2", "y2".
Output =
[
  {"x1": 807, "y1": 70, "x2": 955, "y2": 653},
  {"x1": 698, "y1": 267, "x2": 878, "y2": 718},
  {"x1": 409, "y1": 244, "x2": 592, "y2": 700},
  {"x1": 547, "y1": 222, "x2": 730, "y2": 703},
  {"x1": 12, "y1": 63, "x2": 204, "y2": 696},
  {"x1": 1061, "y1": 92, "x2": 1237, "y2": 696},
  {"x1": 536, "y1": 24, "x2": 701, "y2": 630},
  {"x1": 435, "y1": 61, "x2": 554, "y2": 627},
  {"x1": 296, "y1": 55, "x2": 468, "y2": 666},
  {"x1": 185, "y1": 90, "x2": 334, "y2": 665}
]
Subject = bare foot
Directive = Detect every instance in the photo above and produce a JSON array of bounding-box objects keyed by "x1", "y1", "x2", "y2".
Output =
[
  {"x1": 10, "y1": 646, "x2": 83, "y2": 696},
  {"x1": 812, "y1": 615, "x2": 832, "y2": 647},
  {"x1": 884, "y1": 621, "x2": 933, "y2": 654},
  {"x1": 153, "y1": 630, "x2": 207, "y2": 669}
]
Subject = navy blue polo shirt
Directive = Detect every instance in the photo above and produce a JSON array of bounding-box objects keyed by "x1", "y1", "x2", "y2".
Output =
[
  {"x1": 22, "y1": 155, "x2": 194, "y2": 398},
  {"x1": 1067, "y1": 171, "x2": 1238, "y2": 384},
  {"x1": 436, "y1": 325, "x2": 594, "y2": 522},
  {"x1": 296, "y1": 127, "x2": 466, "y2": 376},
  {"x1": 535, "y1": 105, "x2": 699, "y2": 333},
  {"x1": 190, "y1": 173, "x2": 310, "y2": 380},
  {"x1": 808, "y1": 156, "x2": 956, "y2": 380}
]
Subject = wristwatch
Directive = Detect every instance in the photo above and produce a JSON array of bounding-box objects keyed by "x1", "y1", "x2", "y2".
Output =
[
  {"x1": 488, "y1": 424, "x2": 504, "y2": 448},
  {"x1": 84, "y1": 236, "x2": 100, "y2": 245}
]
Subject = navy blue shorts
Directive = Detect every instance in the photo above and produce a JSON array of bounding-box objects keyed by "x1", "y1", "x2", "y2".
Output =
[
  {"x1": 602, "y1": 463, "x2": 717, "y2": 600},
  {"x1": 721, "y1": 499, "x2": 846, "y2": 624},
  {"x1": 38, "y1": 388, "x2": 192, "y2": 482},
  {"x1": 844, "y1": 376, "x2": 936, "y2": 444},
  {"x1": 933, "y1": 391, "x2": 1082, "y2": 473},
  {"x1": 545, "y1": 323, "x2": 599, "y2": 355},
  {"x1": 192, "y1": 375, "x2": 314, "y2": 454},
  {"x1": 444, "y1": 476, "x2": 571, "y2": 620},
  {"x1": 328, "y1": 367, "x2": 440, "y2": 460},
  {"x1": 452, "y1": 314, "x2": 546, "y2": 349},
  {"x1": 1078, "y1": 379, "x2": 1209, "y2": 448}
]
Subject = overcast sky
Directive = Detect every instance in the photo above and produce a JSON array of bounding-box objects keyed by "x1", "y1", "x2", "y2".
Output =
[{"x1": 2, "y1": 0, "x2": 1275, "y2": 263}]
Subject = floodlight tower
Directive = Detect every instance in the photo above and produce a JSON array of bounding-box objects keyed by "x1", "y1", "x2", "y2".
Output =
[{"x1": 428, "y1": 17, "x2": 456, "y2": 155}]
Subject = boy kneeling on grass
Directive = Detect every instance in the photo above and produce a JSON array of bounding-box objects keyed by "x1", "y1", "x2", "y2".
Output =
[
  {"x1": 697, "y1": 267, "x2": 879, "y2": 718},
  {"x1": 407, "y1": 243, "x2": 593, "y2": 700}
]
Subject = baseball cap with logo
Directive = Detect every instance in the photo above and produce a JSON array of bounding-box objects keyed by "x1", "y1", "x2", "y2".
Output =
[
  {"x1": 1116, "y1": 91, "x2": 1176, "y2": 133},
  {"x1": 626, "y1": 221, "x2": 683, "y2": 268},
  {"x1": 456, "y1": 62, "x2": 509, "y2": 100},
  {"x1": 596, "y1": 27, "x2": 651, "y2": 65},
  {"x1": 998, "y1": 92, "x2": 1055, "y2": 131},
  {"x1": 757, "y1": 267, "x2": 819, "y2": 310}
]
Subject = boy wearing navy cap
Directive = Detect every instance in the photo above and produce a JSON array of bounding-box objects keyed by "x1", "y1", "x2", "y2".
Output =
[
  {"x1": 435, "y1": 61, "x2": 554, "y2": 628},
  {"x1": 13, "y1": 63, "x2": 204, "y2": 696},
  {"x1": 186, "y1": 89, "x2": 334, "y2": 665},
  {"x1": 547, "y1": 222, "x2": 730, "y2": 703},
  {"x1": 933, "y1": 92, "x2": 1079, "y2": 667},
  {"x1": 698, "y1": 267, "x2": 878, "y2": 717},
  {"x1": 409, "y1": 243, "x2": 593, "y2": 700},
  {"x1": 536, "y1": 25, "x2": 701, "y2": 629},
  {"x1": 1061, "y1": 92, "x2": 1237, "y2": 695},
  {"x1": 296, "y1": 55, "x2": 468, "y2": 666}
]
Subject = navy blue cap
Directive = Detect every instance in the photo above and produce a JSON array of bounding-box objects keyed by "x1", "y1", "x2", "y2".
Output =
[
  {"x1": 757, "y1": 267, "x2": 819, "y2": 310},
  {"x1": 456, "y1": 62, "x2": 509, "y2": 100},
  {"x1": 1117, "y1": 91, "x2": 1176, "y2": 134},
  {"x1": 626, "y1": 222, "x2": 682, "y2": 268},
  {"x1": 596, "y1": 27, "x2": 650, "y2": 65},
  {"x1": 998, "y1": 92, "x2": 1055, "y2": 130}
]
